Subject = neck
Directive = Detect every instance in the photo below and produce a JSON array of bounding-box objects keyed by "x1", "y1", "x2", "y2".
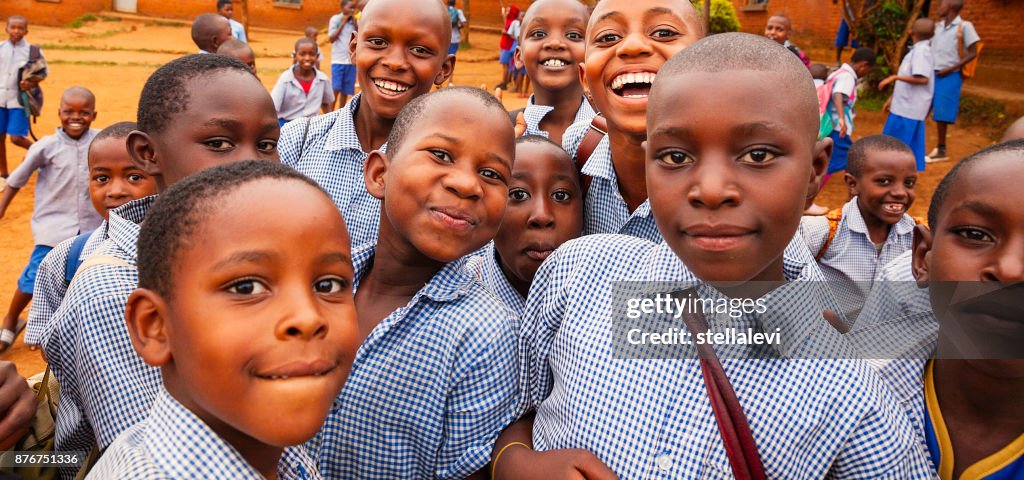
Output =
[
  {"x1": 944, "y1": 10, "x2": 958, "y2": 23},
  {"x1": 858, "y1": 205, "x2": 894, "y2": 244},
  {"x1": 607, "y1": 126, "x2": 648, "y2": 212},
  {"x1": 533, "y1": 87, "x2": 584, "y2": 118},
  {"x1": 353, "y1": 98, "x2": 393, "y2": 152},
  {"x1": 496, "y1": 251, "x2": 530, "y2": 299},
  {"x1": 932, "y1": 358, "x2": 1024, "y2": 427},
  {"x1": 363, "y1": 217, "x2": 445, "y2": 297},
  {"x1": 293, "y1": 65, "x2": 315, "y2": 79}
]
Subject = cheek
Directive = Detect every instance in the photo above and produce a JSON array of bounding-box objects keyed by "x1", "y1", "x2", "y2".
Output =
[{"x1": 482, "y1": 185, "x2": 510, "y2": 227}]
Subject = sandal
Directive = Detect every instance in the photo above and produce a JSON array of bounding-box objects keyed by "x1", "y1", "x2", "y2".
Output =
[{"x1": 0, "y1": 319, "x2": 28, "y2": 354}]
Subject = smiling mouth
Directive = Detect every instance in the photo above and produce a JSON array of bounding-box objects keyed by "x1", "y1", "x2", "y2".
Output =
[
  {"x1": 610, "y1": 71, "x2": 656, "y2": 99},
  {"x1": 254, "y1": 359, "x2": 338, "y2": 380},
  {"x1": 372, "y1": 78, "x2": 411, "y2": 96},
  {"x1": 540, "y1": 58, "x2": 571, "y2": 68},
  {"x1": 882, "y1": 203, "x2": 906, "y2": 214}
]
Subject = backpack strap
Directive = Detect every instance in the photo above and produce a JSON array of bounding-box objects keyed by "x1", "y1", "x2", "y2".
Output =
[
  {"x1": 507, "y1": 108, "x2": 524, "y2": 127},
  {"x1": 64, "y1": 230, "x2": 95, "y2": 284},
  {"x1": 575, "y1": 115, "x2": 607, "y2": 197},
  {"x1": 815, "y1": 208, "x2": 844, "y2": 261}
]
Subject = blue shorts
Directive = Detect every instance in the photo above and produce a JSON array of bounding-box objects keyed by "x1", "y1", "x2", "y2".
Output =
[
  {"x1": 883, "y1": 113, "x2": 926, "y2": 171},
  {"x1": 17, "y1": 245, "x2": 54, "y2": 294},
  {"x1": 0, "y1": 107, "x2": 29, "y2": 137},
  {"x1": 331, "y1": 64, "x2": 357, "y2": 96},
  {"x1": 499, "y1": 49, "x2": 513, "y2": 65},
  {"x1": 834, "y1": 19, "x2": 860, "y2": 48},
  {"x1": 448, "y1": 43, "x2": 459, "y2": 56},
  {"x1": 828, "y1": 130, "x2": 853, "y2": 174},
  {"x1": 932, "y1": 70, "x2": 963, "y2": 124}
]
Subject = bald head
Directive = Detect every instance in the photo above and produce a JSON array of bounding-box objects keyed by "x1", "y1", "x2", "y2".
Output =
[
  {"x1": 1002, "y1": 116, "x2": 1024, "y2": 143},
  {"x1": 360, "y1": 0, "x2": 451, "y2": 43},
  {"x1": 768, "y1": 13, "x2": 792, "y2": 29},
  {"x1": 217, "y1": 38, "x2": 256, "y2": 70},
  {"x1": 522, "y1": 0, "x2": 590, "y2": 39},
  {"x1": 912, "y1": 17, "x2": 934, "y2": 40},
  {"x1": 62, "y1": 86, "x2": 96, "y2": 107},
  {"x1": 192, "y1": 13, "x2": 231, "y2": 53}
]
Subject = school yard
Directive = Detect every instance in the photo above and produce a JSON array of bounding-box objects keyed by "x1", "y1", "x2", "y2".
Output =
[{"x1": 0, "y1": 15, "x2": 1004, "y2": 375}]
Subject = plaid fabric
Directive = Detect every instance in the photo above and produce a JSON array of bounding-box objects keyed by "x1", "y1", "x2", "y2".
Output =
[
  {"x1": 855, "y1": 250, "x2": 934, "y2": 331},
  {"x1": 278, "y1": 93, "x2": 383, "y2": 249},
  {"x1": 561, "y1": 120, "x2": 662, "y2": 243},
  {"x1": 522, "y1": 95, "x2": 597, "y2": 139},
  {"x1": 520, "y1": 233, "x2": 934, "y2": 479},
  {"x1": 25, "y1": 224, "x2": 107, "y2": 345},
  {"x1": 873, "y1": 354, "x2": 937, "y2": 475},
  {"x1": 465, "y1": 242, "x2": 525, "y2": 318},
  {"x1": 38, "y1": 196, "x2": 160, "y2": 480},
  {"x1": 88, "y1": 388, "x2": 320, "y2": 479},
  {"x1": 313, "y1": 244, "x2": 520, "y2": 479}
]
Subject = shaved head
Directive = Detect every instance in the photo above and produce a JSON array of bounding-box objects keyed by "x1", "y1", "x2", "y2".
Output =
[
  {"x1": 360, "y1": 0, "x2": 451, "y2": 43},
  {"x1": 62, "y1": 86, "x2": 96, "y2": 107},
  {"x1": 912, "y1": 18, "x2": 934, "y2": 39},
  {"x1": 523, "y1": 0, "x2": 590, "y2": 39},
  {"x1": 191, "y1": 13, "x2": 230, "y2": 52},
  {"x1": 768, "y1": 13, "x2": 792, "y2": 29}
]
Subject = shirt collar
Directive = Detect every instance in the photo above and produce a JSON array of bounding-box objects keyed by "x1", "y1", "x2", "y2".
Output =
[
  {"x1": 351, "y1": 243, "x2": 478, "y2": 303},
  {"x1": 523, "y1": 96, "x2": 597, "y2": 138},
  {"x1": 107, "y1": 195, "x2": 158, "y2": 261},
  {"x1": 477, "y1": 242, "x2": 525, "y2": 315},
  {"x1": 844, "y1": 196, "x2": 917, "y2": 236},
  {"x1": 579, "y1": 135, "x2": 614, "y2": 180},
  {"x1": 940, "y1": 15, "x2": 963, "y2": 29},
  {"x1": 324, "y1": 93, "x2": 370, "y2": 153}
]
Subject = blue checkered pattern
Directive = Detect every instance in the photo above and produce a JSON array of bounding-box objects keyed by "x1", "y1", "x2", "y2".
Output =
[
  {"x1": 465, "y1": 242, "x2": 525, "y2": 317},
  {"x1": 800, "y1": 198, "x2": 917, "y2": 323},
  {"x1": 520, "y1": 233, "x2": 934, "y2": 478},
  {"x1": 313, "y1": 244, "x2": 520, "y2": 479},
  {"x1": 855, "y1": 251, "x2": 935, "y2": 331},
  {"x1": 872, "y1": 353, "x2": 937, "y2": 474},
  {"x1": 522, "y1": 95, "x2": 597, "y2": 139},
  {"x1": 562, "y1": 120, "x2": 662, "y2": 243},
  {"x1": 38, "y1": 196, "x2": 161, "y2": 480},
  {"x1": 279, "y1": 93, "x2": 383, "y2": 249},
  {"x1": 24, "y1": 224, "x2": 107, "y2": 345},
  {"x1": 88, "y1": 388, "x2": 320, "y2": 479}
]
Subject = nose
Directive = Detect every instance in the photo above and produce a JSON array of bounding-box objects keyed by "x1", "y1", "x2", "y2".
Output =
[
  {"x1": 984, "y1": 237, "x2": 1024, "y2": 283},
  {"x1": 106, "y1": 178, "x2": 130, "y2": 200},
  {"x1": 276, "y1": 290, "x2": 329, "y2": 341},
  {"x1": 617, "y1": 31, "x2": 653, "y2": 59},
  {"x1": 889, "y1": 182, "x2": 909, "y2": 200},
  {"x1": 380, "y1": 45, "x2": 409, "y2": 72},
  {"x1": 527, "y1": 197, "x2": 556, "y2": 229},
  {"x1": 442, "y1": 164, "x2": 483, "y2": 200},
  {"x1": 686, "y1": 157, "x2": 741, "y2": 210}
]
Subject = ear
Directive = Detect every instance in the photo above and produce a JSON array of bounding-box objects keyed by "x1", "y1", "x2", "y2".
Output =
[
  {"x1": 434, "y1": 53, "x2": 456, "y2": 86},
  {"x1": 125, "y1": 288, "x2": 173, "y2": 367},
  {"x1": 348, "y1": 32, "x2": 358, "y2": 60},
  {"x1": 127, "y1": 130, "x2": 160, "y2": 177},
  {"x1": 911, "y1": 224, "x2": 933, "y2": 287},
  {"x1": 578, "y1": 62, "x2": 592, "y2": 106},
  {"x1": 513, "y1": 45, "x2": 524, "y2": 71},
  {"x1": 363, "y1": 150, "x2": 389, "y2": 200},
  {"x1": 843, "y1": 172, "x2": 859, "y2": 196},
  {"x1": 806, "y1": 136, "x2": 831, "y2": 207}
]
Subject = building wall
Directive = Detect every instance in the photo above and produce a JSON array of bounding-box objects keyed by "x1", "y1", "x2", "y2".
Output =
[
  {"x1": 136, "y1": 0, "x2": 336, "y2": 31},
  {"x1": 2, "y1": 0, "x2": 109, "y2": 26}
]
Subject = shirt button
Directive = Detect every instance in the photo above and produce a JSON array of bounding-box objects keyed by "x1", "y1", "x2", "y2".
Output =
[{"x1": 655, "y1": 454, "x2": 673, "y2": 472}]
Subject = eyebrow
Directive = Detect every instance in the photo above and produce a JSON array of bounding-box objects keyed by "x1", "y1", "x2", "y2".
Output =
[
  {"x1": 318, "y1": 252, "x2": 353, "y2": 268},
  {"x1": 595, "y1": 10, "x2": 626, "y2": 24},
  {"x1": 211, "y1": 250, "x2": 274, "y2": 271},
  {"x1": 202, "y1": 118, "x2": 244, "y2": 130},
  {"x1": 949, "y1": 200, "x2": 1001, "y2": 219},
  {"x1": 425, "y1": 133, "x2": 461, "y2": 144}
]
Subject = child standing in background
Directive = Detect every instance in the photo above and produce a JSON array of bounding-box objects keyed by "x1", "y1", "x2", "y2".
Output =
[
  {"x1": 880, "y1": 18, "x2": 935, "y2": 170},
  {"x1": 0, "y1": 16, "x2": 38, "y2": 179},
  {"x1": 328, "y1": 0, "x2": 358, "y2": 110},
  {"x1": 272, "y1": 38, "x2": 334, "y2": 126}
]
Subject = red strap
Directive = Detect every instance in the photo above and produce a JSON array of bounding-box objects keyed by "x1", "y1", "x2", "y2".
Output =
[{"x1": 574, "y1": 115, "x2": 607, "y2": 197}]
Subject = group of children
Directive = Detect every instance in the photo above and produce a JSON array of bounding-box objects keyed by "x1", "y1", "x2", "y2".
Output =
[{"x1": 0, "y1": 0, "x2": 1020, "y2": 478}]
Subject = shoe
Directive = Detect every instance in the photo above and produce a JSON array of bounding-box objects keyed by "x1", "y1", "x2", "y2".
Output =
[{"x1": 925, "y1": 147, "x2": 948, "y2": 163}]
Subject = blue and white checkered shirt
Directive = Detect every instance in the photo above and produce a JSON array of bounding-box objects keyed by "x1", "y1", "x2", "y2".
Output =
[
  {"x1": 25, "y1": 225, "x2": 107, "y2": 345},
  {"x1": 800, "y1": 198, "x2": 917, "y2": 323},
  {"x1": 522, "y1": 95, "x2": 597, "y2": 139},
  {"x1": 39, "y1": 196, "x2": 161, "y2": 480},
  {"x1": 88, "y1": 388, "x2": 320, "y2": 479},
  {"x1": 465, "y1": 242, "x2": 525, "y2": 317},
  {"x1": 855, "y1": 250, "x2": 935, "y2": 331},
  {"x1": 561, "y1": 120, "x2": 662, "y2": 243},
  {"x1": 520, "y1": 233, "x2": 934, "y2": 479},
  {"x1": 279, "y1": 93, "x2": 382, "y2": 249},
  {"x1": 872, "y1": 347, "x2": 938, "y2": 473},
  {"x1": 313, "y1": 243, "x2": 520, "y2": 479}
]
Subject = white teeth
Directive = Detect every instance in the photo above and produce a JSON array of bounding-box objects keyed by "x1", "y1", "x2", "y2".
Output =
[
  {"x1": 883, "y1": 203, "x2": 904, "y2": 212},
  {"x1": 542, "y1": 58, "x2": 569, "y2": 67},
  {"x1": 610, "y1": 71, "x2": 656, "y2": 91},
  {"x1": 372, "y1": 79, "x2": 409, "y2": 93}
]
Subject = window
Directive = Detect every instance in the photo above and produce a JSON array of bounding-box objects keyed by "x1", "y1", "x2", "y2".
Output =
[
  {"x1": 274, "y1": 0, "x2": 302, "y2": 8},
  {"x1": 741, "y1": 0, "x2": 769, "y2": 12}
]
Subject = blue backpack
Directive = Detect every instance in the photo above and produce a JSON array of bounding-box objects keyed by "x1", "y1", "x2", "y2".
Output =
[{"x1": 64, "y1": 230, "x2": 95, "y2": 283}]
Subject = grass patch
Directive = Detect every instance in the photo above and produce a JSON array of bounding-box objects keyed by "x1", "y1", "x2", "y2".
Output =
[
  {"x1": 68, "y1": 13, "x2": 98, "y2": 29},
  {"x1": 857, "y1": 96, "x2": 885, "y2": 113},
  {"x1": 47, "y1": 59, "x2": 164, "y2": 69},
  {"x1": 146, "y1": 20, "x2": 187, "y2": 27},
  {"x1": 98, "y1": 15, "x2": 122, "y2": 22},
  {"x1": 959, "y1": 94, "x2": 1018, "y2": 140},
  {"x1": 39, "y1": 43, "x2": 191, "y2": 56}
]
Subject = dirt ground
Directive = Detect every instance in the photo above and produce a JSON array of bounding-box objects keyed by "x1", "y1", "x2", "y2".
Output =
[{"x1": 0, "y1": 17, "x2": 1001, "y2": 375}]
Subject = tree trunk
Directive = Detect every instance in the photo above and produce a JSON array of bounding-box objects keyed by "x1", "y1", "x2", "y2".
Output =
[
  {"x1": 462, "y1": 0, "x2": 471, "y2": 47},
  {"x1": 240, "y1": 0, "x2": 249, "y2": 41},
  {"x1": 703, "y1": 0, "x2": 711, "y2": 36}
]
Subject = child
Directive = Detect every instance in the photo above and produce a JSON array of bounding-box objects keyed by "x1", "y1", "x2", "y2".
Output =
[
  {"x1": 764, "y1": 13, "x2": 810, "y2": 68},
  {"x1": 38, "y1": 54, "x2": 280, "y2": 471},
  {"x1": 510, "y1": 0, "x2": 596, "y2": 145},
  {"x1": 217, "y1": 0, "x2": 247, "y2": 43},
  {"x1": 272, "y1": 38, "x2": 334, "y2": 127},
  {"x1": 328, "y1": 0, "x2": 358, "y2": 110},
  {"x1": 508, "y1": 9, "x2": 528, "y2": 96},
  {"x1": 472, "y1": 135, "x2": 583, "y2": 315},
  {"x1": 316, "y1": 87, "x2": 518, "y2": 478},
  {"x1": 825, "y1": 46, "x2": 876, "y2": 177},
  {"x1": 89, "y1": 161, "x2": 360, "y2": 479},
  {"x1": 280, "y1": 0, "x2": 454, "y2": 250},
  {"x1": 926, "y1": 0, "x2": 981, "y2": 163},
  {"x1": 24, "y1": 121, "x2": 157, "y2": 348},
  {"x1": 190, "y1": 12, "x2": 232, "y2": 54},
  {"x1": 0, "y1": 86, "x2": 101, "y2": 352},
  {"x1": 496, "y1": 5, "x2": 520, "y2": 91},
  {"x1": 448, "y1": 0, "x2": 467, "y2": 59},
  {"x1": 304, "y1": 26, "x2": 323, "y2": 71},
  {"x1": 810, "y1": 62, "x2": 829, "y2": 87},
  {"x1": 217, "y1": 38, "x2": 256, "y2": 73},
  {"x1": 0, "y1": 16, "x2": 37, "y2": 178},
  {"x1": 561, "y1": 0, "x2": 703, "y2": 244},
  {"x1": 494, "y1": 33, "x2": 931, "y2": 479},
  {"x1": 880, "y1": 18, "x2": 935, "y2": 170},
  {"x1": 801, "y1": 134, "x2": 920, "y2": 323}
]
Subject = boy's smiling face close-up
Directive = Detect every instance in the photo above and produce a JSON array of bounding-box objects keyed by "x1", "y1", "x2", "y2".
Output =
[
  {"x1": 848, "y1": 149, "x2": 918, "y2": 236},
  {"x1": 516, "y1": 0, "x2": 588, "y2": 95}
]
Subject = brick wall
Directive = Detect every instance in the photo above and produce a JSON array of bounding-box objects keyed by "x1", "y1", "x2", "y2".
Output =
[
  {"x1": 2, "y1": 0, "x2": 109, "y2": 27},
  {"x1": 135, "y1": 0, "x2": 336, "y2": 31}
]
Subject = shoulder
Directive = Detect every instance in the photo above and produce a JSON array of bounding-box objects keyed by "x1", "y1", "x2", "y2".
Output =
[
  {"x1": 542, "y1": 234, "x2": 660, "y2": 282},
  {"x1": 88, "y1": 422, "x2": 165, "y2": 479},
  {"x1": 279, "y1": 109, "x2": 345, "y2": 159},
  {"x1": 561, "y1": 117, "x2": 595, "y2": 158}
]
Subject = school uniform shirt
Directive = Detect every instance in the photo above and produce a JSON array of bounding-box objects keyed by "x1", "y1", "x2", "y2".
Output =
[
  {"x1": 562, "y1": 120, "x2": 662, "y2": 243},
  {"x1": 932, "y1": 16, "x2": 980, "y2": 71},
  {"x1": 891, "y1": 40, "x2": 935, "y2": 121},
  {"x1": 312, "y1": 244, "x2": 519, "y2": 479},
  {"x1": 24, "y1": 224, "x2": 108, "y2": 345},
  {"x1": 6, "y1": 127, "x2": 102, "y2": 247},
  {"x1": 228, "y1": 17, "x2": 247, "y2": 43},
  {"x1": 800, "y1": 197, "x2": 916, "y2": 323},
  {"x1": 328, "y1": 13, "x2": 357, "y2": 65},
  {"x1": 278, "y1": 93, "x2": 382, "y2": 249},
  {"x1": 88, "y1": 388, "x2": 319, "y2": 479},
  {"x1": 38, "y1": 196, "x2": 161, "y2": 480},
  {"x1": 522, "y1": 95, "x2": 597, "y2": 139},
  {"x1": 271, "y1": 66, "x2": 334, "y2": 122},
  {"x1": 854, "y1": 250, "x2": 935, "y2": 332},
  {"x1": 520, "y1": 233, "x2": 934, "y2": 478},
  {"x1": 465, "y1": 241, "x2": 525, "y2": 317},
  {"x1": 827, "y1": 63, "x2": 859, "y2": 135},
  {"x1": 0, "y1": 38, "x2": 33, "y2": 108},
  {"x1": 450, "y1": 8, "x2": 467, "y2": 45}
]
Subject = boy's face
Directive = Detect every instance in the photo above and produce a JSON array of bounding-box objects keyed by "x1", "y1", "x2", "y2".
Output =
[
  {"x1": 365, "y1": 96, "x2": 514, "y2": 262},
  {"x1": 914, "y1": 155, "x2": 1024, "y2": 361},
  {"x1": 645, "y1": 71, "x2": 828, "y2": 283},
  {"x1": 6, "y1": 19, "x2": 27, "y2": 43},
  {"x1": 350, "y1": 0, "x2": 454, "y2": 121},
  {"x1": 494, "y1": 142, "x2": 583, "y2": 288},
  {"x1": 88, "y1": 137, "x2": 157, "y2": 221},
  {"x1": 764, "y1": 17, "x2": 790, "y2": 44},
  {"x1": 130, "y1": 70, "x2": 280, "y2": 191},
  {"x1": 137, "y1": 179, "x2": 360, "y2": 448},
  {"x1": 581, "y1": 0, "x2": 702, "y2": 136},
  {"x1": 516, "y1": 0, "x2": 588, "y2": 94},
  {"x1": 852, "y1": 60, "x2": 873, "y2": 78},
  {"x1": 846, "y1": 149, "x2": 917, "y2": 227},
  {"x1": 219, "y1": 2, "x2": 234, "y2": 19},
  {"x1": 341, "y1": 1, "x2": 356, "y2": 15},
  {"x1": 58, "y1": 95, "x2": 97, "y2": 140},
  {"x1": 294, "y1": 43, "x2": 318, "y2": 71}
]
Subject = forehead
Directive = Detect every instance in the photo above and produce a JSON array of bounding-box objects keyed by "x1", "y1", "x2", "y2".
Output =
[
  {"x1": 7, "y1": 18, "x2": 27, "y2": 28},
  {"x1": 590, "y1": 0, "x2": 695, "y2": 28},
  {"x1": 942, "y1": 154, "x2": 1024, "y2": 216},
  {"x1": 524, "y1": 0, "x2": 588, "y2": 28},
  {"x1": 175, "y1": 70, "x2": 271, "y2": 120},
  {"x1": 514, "y1": 142, "x2": 573, "y2": 174},
  {"x1": 767, "y1": 16, "x2": 789, "y2": 26},
  {"x1": 361, "y1": 0, "x2": 449, "y2": 42},
  {"x1": 859, "y1": 149, "x2": 916, "y2": 172},
  {"x1": 399, "y1": 96, "x2": 513, "y2": 158},
  {"x1": 61, "y1": 94, "x2": 95, "y2": 108},
  {"x1": 89, "y1": 138, "x2": 134, "y2": 165}
]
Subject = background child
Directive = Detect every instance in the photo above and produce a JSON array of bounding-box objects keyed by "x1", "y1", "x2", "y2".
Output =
[
  {"x1": 0, "y1": 16, "x2": 37, "y2": 178},
  {"x1": 24, "y1": 121, "x2": 156, "y2": 349},
  {"x1": 508, "y1": 9, "x2": 528, "y2": 96},
  {"x1": 825, "y1": 47, "x2": 876, "y2": 177},
  {"x1": 328, "y1": 0, "x2": 358, "y2": 110},
  {"x1": 880, "y1": 18, "x2": 935, "y2": 170},
  {"x1": 303, "y1": 26, "x2": 323, "y2": 71},
  {"x1": 0, "y1": 86, "x2": 100, "y2": 352},
  {"x1": 217, "y1": 38, "x2": 256, "y2": 73},
  {"x1": 496, "y1": 5, "x2": 520, "y2": 91},
  {"x1": 90, "y1": 161, "x2": 360, "y2": 479},
  {"x1": 764, "y1": 13, "x2": 810, "y2": 68},
  {"x1": 190, "y1": 12, "x2": 231, "y2": 54},
  {"x1": 272, "y1": 38, "x2": 333, "y2": 126},
  {"x1": 448, "y1": 0, "x2": 467, "y2": 59},
  {"x1": 802, "y1": 134, "x2": 920, "y2": 323},
  {"x1": 810, "y1": 63, "x2": 829, "y2": 87},
  {"x1": 510, "y1": 0, "x2": 595, "y2": 145},
  {"x1": 216, "y1": 0, "x2": 246, "y2": 43},
  {"x1": 926, "y1": 0, "x2": 981, "y2": 162}
]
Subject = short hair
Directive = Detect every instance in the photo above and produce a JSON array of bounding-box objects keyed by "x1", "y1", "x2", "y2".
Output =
[
  {"x1": 386, "y1": 86, "x2": 507, "y2": 157},
  {"x1": 216, "y1": 0, "x2": 232, "y2": 9},
  {"x1": 947, "y1": 0, "x2": 964, "y2": 11},
  {"x1": 304, "y1": 26, "x2": 318, "y2": 36},
  {"x1": 768, "y1": 13, "x2": 792, "y2": 29},
  {"x1": 192, "y1": 13, "x2": 228, "y2": 51},
  {"x1": 137, "y1": 160, "x2": 326, "y2": 297},
  {"x1": 137, "y1": 54, "x2": 256, "y2": 134},
  {"x1": 809, "y1": 63, "x2": 829, "y2": 80},
  {"x1": 7, "y1": 16, "x2": 27, "y2": 27},
  {"x1": 654, "y1": 33, "x2": 818, "y2": 141},
  {"x1": 294, "y1": 37, "x2": 317, "y2": 53},
  {"x1": 927, "y1": 139, "x2": 1024, "y2": 227},
  {"x1": 361, "y1": 0, "x2": 451, "y2": 47},
  {"x1": 912, "y1": 18, "x2": 934, "y2": 40},
  {"x1": 61, "y1": 86, "x2": 96, "y2": 107},
  {"x1": 522, "y1": 0, "x2": 589, "y2": 41},
  {"x1": 846, "y1": 134, "x2": 914, "y2": 177},
  {"x1": 217, "y1": 38, "x2": 252, "y2": 57},
  {"x1": 89, "y1": 121, "x2": 137, "y2": 165},
  {"x1": 516, "y1": 134, "x2": 577, "y2": 170},
  {"x1": 851, "y1": 47, "x2": 877, "y2": 65}
]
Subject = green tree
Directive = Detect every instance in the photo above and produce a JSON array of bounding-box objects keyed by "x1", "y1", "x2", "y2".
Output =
[
  {"x1": 841, "y1": 0, "x2": 926, "y2": 76},
  {"x1": 691, "y1": 0, "x2": 742, "y2": 34}
]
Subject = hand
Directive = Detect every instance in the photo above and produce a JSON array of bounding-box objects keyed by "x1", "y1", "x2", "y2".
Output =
[
  {"x1": 936, "y1": 67, "x2": 955, "y2": 77},
  {"x1": 494, "y1": 447, "x2": 619, "y2": 480},
  {"x1": 838, "y1": 118, "x2": 848, "y2": 138},
  {"x1": 18, "y1": 80, "x2": 32, "y2": 91},
  {"x1": 514, "y1": 111, "x2": 527, "y2": 138},
  {"x1": 877, "y1": 75, "x2": 895, "y2": 90},
  {"x1": 823, "y1": 309, "x2": 849, "y2": 334},
  {"x1": 883, "y1": 97, "x2": 892, "y2": 113},
  {"x1": 0, "y1": 362, "x2": 37, "y2": 451}
]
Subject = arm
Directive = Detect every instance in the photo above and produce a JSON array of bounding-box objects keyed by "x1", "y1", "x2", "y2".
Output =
[
  {"x1": 492, "y1": 413, "x2": 618, "y2": 480},
  {"x1": 831, "y1": 92, "x2": 848, "y2": 137},
  {"x1": 878, "y1": 74, "x2": 928, "y2": 90},
  {"x1": 328, "y1": 16, "x2": 347, "y2": 43},
  {"x1": 0, "y1": 361, "x2": 36, "y2": 450},
  {"x1": 321, "y1": 79, "x2": 335, "y2": 115},
  {"x1": 938, "y1": 42, "x2": 978, "y2": 77},
  {"x1": 0, "y1": 186, "x2": 20, "y2": 220},
  {"x1": 270, "y1": 75, "x2": 287, "y2": 113}
]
